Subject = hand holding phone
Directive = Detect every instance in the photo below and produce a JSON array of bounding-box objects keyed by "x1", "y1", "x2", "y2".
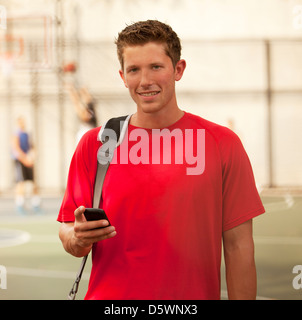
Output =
[{"x1": 66, "y1": 206, "x2": 116, "y2": 257}]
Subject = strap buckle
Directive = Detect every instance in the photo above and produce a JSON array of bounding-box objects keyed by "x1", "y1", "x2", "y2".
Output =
[
  {"x1": 67, "y1": 255, "x2": 88, "y2": 300},
  {"x1": 68, "y1": 276, "x2": 81, "y2": 300}
]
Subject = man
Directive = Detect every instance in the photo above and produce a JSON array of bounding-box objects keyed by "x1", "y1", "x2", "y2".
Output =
[
  {"x1": 58, "y1": 20, "x2": 265, "y2": 300},
  {"x1": 12, "y1": 116, "x2": 41, "y2": 214}
]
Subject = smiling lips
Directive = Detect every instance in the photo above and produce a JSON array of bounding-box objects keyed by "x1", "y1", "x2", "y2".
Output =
[{"x1": 138, "y1": 91, "x2": 160, "y2": 97}]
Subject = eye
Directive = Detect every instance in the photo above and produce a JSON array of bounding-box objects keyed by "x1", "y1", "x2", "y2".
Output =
[
  {"x1": 152, "y1": 65, "x2": 161, "y2": 70},
  {"x1": 129, "y1": 67, "x2": 138, "y2": 73}
]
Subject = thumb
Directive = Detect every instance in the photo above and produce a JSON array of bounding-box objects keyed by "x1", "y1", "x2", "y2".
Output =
[{"x1": 74, "y1": 206, "x2": 86, "y2": 222}]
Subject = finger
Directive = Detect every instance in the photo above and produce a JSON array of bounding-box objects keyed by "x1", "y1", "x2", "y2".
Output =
[
  {"x1": 101, "y1": 229, "x2": 117, "y2": 241},
  {"x1": 85, "y1": 219, "x2": 109, "y2": 230},
  {"x1": 74, "y1": 206, "x2": 86, "y2": 222},
  {"x1": 84, "y1": 225, "x2": 116, "y2": 241},
  {"x1": 89, "y1": 227, "x2": 117, "y2": 243}
]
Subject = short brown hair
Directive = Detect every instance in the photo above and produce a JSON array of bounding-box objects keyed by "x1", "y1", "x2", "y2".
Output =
[{"x1": 115, "y1": 20, "x2": 182, "y2": 70}]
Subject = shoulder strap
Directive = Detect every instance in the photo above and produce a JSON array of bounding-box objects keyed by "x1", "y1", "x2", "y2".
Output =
[
  {"x1": 99, "y1": 115, "x2": 130, "y2": 145},
  {"x1": 93, "y1": 115, "x2": 130, "y2": 208},
  {"x1": 68, "y1": 115, "x2": 130, "y2": 300}
]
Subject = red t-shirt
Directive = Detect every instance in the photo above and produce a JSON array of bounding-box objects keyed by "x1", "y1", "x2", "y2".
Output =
[{"x1": 58, "y1": 112, "x2": 265, "y2": 300}]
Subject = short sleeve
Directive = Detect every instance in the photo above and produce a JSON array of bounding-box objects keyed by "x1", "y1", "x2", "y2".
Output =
[
  {"x1": 220, "y1": 130, "x2": 265, "y2": 231},
  {"x1": 57, "y1": 128, "x2": 100, "y2": 222}
]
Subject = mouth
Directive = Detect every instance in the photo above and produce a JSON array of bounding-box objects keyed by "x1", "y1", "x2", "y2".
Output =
[{"x1": 137, "y1": 91, "x2": 160, "y2": 97}]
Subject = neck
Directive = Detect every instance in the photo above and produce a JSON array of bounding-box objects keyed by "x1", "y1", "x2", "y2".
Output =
[{"x1": 130, "y1": 107, "x2": 184, "y2": 129}]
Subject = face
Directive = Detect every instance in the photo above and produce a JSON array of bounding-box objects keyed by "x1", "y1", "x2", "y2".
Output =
[
  {"x1": 17, "y1": 117, "x2": 26, "y2": 130},
  {"x1": 119, "y1": 42, "x2": 186, "y2": 116}
]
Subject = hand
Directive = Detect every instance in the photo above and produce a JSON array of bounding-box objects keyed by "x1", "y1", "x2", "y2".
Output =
[
  {"x1": 23, "y1": 155, "x2": 34, "y2": 168},
  {"x1": 73, "y1": 206, "x2": 117, "y2": 249},
  {"x1": 18, "y1": 153, "x2": 34, "y2": 168}
]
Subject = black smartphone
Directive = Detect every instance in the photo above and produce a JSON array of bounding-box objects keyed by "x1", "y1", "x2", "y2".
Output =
[{"x1": 84, "y1": 208, "x2": 110, "y2": 227}]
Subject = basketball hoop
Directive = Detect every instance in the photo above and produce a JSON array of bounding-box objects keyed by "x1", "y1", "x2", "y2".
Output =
[{"x1": 0, "y1": 34, "x2": 24, "y2": 77}]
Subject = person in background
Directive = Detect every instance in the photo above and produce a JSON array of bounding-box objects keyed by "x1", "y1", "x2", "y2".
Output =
[
  {"x1": 66, "y1": 83, "x2": 98, "y2": 143},
  {"x1": 11, "y1": 116, "x2": 41, "y2": 214}
]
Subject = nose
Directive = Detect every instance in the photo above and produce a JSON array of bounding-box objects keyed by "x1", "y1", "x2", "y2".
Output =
[{"x1": 140, "y1": 69, "x2": 153, "y2": 88}]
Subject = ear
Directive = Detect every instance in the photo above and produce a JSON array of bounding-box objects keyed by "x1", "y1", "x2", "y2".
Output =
[
  {"x1": 174, "y1": 59, "x2": 186, "y2": 81},
  {"x1": 119, "y1": 69, "x2": 128, "y2": 88}
]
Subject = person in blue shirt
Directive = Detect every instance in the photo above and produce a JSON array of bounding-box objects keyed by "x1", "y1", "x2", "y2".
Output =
[{"x1": 11, "y1": 116, "x2": 41, "y2": 214}]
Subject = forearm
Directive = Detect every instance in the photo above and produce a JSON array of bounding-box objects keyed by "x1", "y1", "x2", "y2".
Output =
[
  {"x1": 59, "y1": 222, "x2": 92, "y2": 258},
  {"x1": 224, "y1": 244, "x2": 257, "y2": 300},
  {"x1": 223, "y1": 219, "x2": 257, "y2": 300}
]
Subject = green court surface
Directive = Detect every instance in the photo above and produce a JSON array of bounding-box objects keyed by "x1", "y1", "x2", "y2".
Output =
[{"x1": 0, "y1": 193, "x2": 302, "y2": 300}]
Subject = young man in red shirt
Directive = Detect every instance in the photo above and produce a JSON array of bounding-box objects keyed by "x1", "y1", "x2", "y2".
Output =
[{"x1": 58, "y1": 20, "x2": 265, "y2": 300}]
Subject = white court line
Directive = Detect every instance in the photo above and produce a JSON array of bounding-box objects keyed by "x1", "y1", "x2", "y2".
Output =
[
  {"x1": 0, "y1": 229, "x2": 31, "y2": 248},
  {"x1": 0, "y1": 229, "x2": 59, "y2": 248}
]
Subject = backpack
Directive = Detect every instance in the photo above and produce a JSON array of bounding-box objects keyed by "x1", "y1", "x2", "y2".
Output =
[{"x1": 68, "y1": 115, "x2": 131, "y2": 300}]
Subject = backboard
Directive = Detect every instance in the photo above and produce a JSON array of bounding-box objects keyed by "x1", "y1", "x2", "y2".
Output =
[{"x1": 0, "y1": 14, "x2": 55, "y2": 75}]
